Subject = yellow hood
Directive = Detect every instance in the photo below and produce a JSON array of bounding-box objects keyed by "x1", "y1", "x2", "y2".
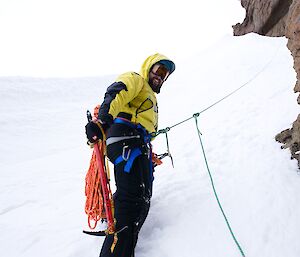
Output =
[{"x1": 139, "y1": 53, "x2": 175, "y2": 82}]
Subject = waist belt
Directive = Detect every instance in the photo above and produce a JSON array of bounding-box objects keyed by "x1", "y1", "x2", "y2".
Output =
[
  {"x1": 114, "y1": 118, "x2": 152, "y2": 143},
  {"x1": 106, "y1": 135, "x2": 141, "y2": 146}
]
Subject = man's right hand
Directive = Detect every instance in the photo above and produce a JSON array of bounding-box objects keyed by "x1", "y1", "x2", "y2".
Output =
[{"x1": 85, "y1": 121, "x2": 103, "y2": 143}]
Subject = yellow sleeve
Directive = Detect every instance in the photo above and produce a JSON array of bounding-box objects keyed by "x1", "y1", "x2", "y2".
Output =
[{"x1": 108, "y1": 72, "x2": 143, "y2": 118}]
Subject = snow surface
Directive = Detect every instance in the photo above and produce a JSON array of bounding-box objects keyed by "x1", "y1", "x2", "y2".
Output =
[{"x1": 1, "y1": 33, "x2": 300, "y2": 257}]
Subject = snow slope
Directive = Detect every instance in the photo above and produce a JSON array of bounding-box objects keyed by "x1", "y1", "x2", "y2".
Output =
[{"x1": 1, "y1": 33, "x2": 299, "y2": 257}]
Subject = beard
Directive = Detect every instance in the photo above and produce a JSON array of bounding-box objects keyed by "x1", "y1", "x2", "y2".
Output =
[{"x1": 149, "y1": 77, "x2": 162, "y2": 94}]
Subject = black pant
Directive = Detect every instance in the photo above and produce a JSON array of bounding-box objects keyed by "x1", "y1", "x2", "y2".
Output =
[{"x1": 100, "y1": 131, "x2": 152, "y2": 257}]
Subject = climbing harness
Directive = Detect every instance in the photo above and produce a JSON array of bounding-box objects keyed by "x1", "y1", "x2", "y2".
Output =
[{"x1": 111, "y1": 118, "x2": 153, "y2": 176}]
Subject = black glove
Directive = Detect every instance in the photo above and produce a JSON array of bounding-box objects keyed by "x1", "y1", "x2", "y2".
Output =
[
  {"x1": 98, "y1": 113, "x2": 113, "y2": 129},
  {"x1": 85, "y1": 121, "x2": 103, "y2": 143}
]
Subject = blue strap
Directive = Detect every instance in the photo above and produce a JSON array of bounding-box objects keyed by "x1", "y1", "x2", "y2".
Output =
[
  {"x1": 114, "y1": 118, "x2": 153, "y2": 143},
  {"x1": 114, "y1": 117, "x2": 136, "y2": 128},
  {"x1": 124, "y1": 148, "x2": 142, "y2": 173},
  {"x1": 149, "y1": 144, "x2": 154, "y2": 182},
  {"x1": 114, "y1": 155, "x2": 124, "y2": 165},
  {"x1": 114, "y1": 148, "x2": 142, "y2": 173}
]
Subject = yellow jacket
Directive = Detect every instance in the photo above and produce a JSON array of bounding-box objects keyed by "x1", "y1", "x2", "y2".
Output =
[{"x1": 103, "y1": 53, "x2": 174, "y2": 134}]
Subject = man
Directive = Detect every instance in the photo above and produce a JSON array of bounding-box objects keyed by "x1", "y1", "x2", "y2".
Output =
[{"x1": 85, "y1": 53, "x2": 175, "y2": 257}]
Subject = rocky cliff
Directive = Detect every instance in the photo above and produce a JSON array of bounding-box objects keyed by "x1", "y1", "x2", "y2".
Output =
[{"x1": 233, "y1": 0, "x2": 300, "y2": 167}]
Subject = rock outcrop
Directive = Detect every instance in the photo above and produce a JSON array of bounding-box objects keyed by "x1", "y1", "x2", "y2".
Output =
[
  {"x1": 233, "y1": 0, "x2": 292, "y2": 37},
  {"x1": 233, "y1": 0, "x2": 300, "y2": 167}
]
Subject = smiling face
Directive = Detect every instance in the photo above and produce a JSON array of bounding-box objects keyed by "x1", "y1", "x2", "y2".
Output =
[{"x1": 148, "y1": 63, "x2": 170, "y2": 93}]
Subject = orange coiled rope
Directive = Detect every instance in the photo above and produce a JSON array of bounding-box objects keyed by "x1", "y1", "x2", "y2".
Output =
[
  {"x1": 84, "y1": 105, "x2": 106, "y2": 229},
  {"x1": 84, "y1": 146, "x2": 106, "y2": 229}
]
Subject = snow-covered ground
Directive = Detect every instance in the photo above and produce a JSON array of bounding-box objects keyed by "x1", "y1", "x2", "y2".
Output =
[{"x1": 1, "y1": 33, "x2": 300, "y2": 257}]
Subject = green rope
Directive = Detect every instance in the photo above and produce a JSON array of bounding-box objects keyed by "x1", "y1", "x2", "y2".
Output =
[
  {"x1": 193, "y1": 114, "x2": 246, "y2": 257},
  {"x1": 154, "y1": 45, "x2": 280, "y2": 138},
  {"x1": 152, "y1": 50, "x2": 281, "y2": 253}
]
